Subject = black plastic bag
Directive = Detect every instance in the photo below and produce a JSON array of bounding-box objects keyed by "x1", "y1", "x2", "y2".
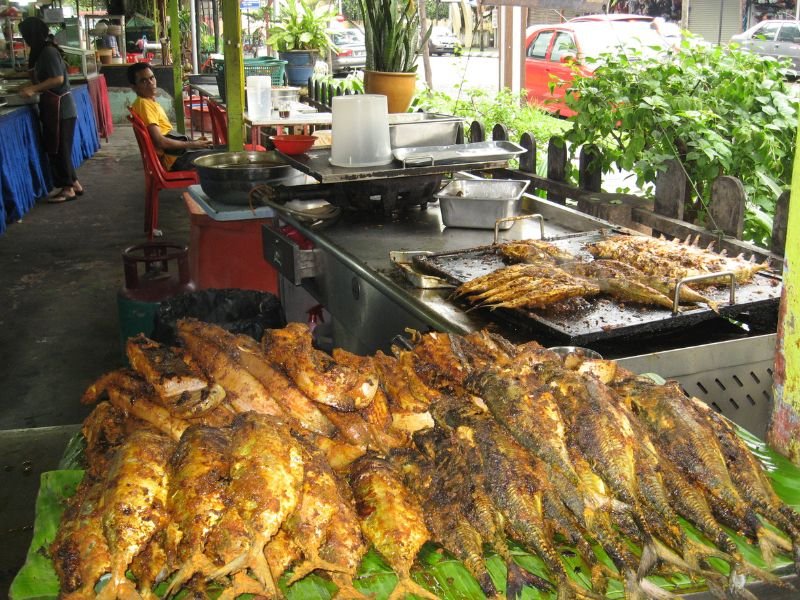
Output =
[{"x1": 152, "y1": 288, "x2": 284, "y2": 345}]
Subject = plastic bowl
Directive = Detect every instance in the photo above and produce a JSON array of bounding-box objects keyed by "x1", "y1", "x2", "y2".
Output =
[{"x1": 270, "y1": 134, "x2": 316, "y2": 155}]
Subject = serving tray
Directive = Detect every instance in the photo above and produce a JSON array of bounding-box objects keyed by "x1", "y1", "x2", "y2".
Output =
[{"x1": 393, "y1": 141, "x2": 526, "y2": 167}]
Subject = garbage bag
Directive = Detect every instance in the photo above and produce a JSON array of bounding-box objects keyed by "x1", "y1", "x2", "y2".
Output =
[{"x1": 152, "y1": 288, "x2": 284, "y2": 345}]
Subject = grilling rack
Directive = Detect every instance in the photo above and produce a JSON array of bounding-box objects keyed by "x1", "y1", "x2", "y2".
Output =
[{"x1": 412, "y1": 230, "x2": 783, "y2": 347}]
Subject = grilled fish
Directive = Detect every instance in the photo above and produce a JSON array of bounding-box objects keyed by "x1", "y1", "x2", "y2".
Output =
[
  {"x1": 97, "y1": 428, "x2": 174, "y2": 600},
  {"x1": 262, "y1": 322, "x2": 378, "y2": 411},
  {"x1": 163, "y1": 425, "x2": 231, "y2": 596},
  {"x1": 349, "y1": 454, "x2": 438, "y2": 600},
  {"x1": 498, "y1": 239, "x2": 576, "y2": 264},
  {"x1": 585, "y1": 234, "x2": 768, "y2": 285},
  {"x1": 208, "y1": 412, "x2": 305, "y2": 596}
]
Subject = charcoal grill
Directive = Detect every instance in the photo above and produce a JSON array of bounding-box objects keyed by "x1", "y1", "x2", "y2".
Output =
[{"x1": 413, "y1": 230, "x2": 782, "y2": 347}]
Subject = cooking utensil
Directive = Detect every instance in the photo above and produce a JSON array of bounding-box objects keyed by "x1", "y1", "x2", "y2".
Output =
[
  {"x1": 435, "y1": 179, "x2": 530, "y2": 230},
  {"x1": 194, "y1": 151, "x2": 306, "y2": 205},
  {"x1": 393, "y1": 141, "x2": 526, "y2": 167},
  {"x1": 390, "y1": 251, "x2": 454, "y2": 289}
]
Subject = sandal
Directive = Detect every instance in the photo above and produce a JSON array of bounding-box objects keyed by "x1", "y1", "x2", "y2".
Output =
[
  {"x1": 47, "y1": 190, "x2": 77, "y2": 204},
  {"x1": 72, "y1": 182, "x2": 84, "y2": 196}
]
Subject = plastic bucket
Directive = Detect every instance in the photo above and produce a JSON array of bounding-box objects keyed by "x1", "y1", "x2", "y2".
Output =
[{"x1": 246, "y1": 75, "x2": 272, "y2": 120}]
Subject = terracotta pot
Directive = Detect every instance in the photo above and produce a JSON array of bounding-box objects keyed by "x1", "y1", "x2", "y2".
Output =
[{"x1": 363, "y1": 70, "x2": 417, "y2": 113}]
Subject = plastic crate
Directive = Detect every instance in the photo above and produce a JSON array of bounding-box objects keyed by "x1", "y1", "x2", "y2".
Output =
[{"x1": 214, "y1": 59, "x2": 287, "y2": 101}]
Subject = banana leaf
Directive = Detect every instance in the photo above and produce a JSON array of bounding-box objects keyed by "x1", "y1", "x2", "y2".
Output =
[{"x1": 10, "y1": 425, "x2": 800, "y2": 600}]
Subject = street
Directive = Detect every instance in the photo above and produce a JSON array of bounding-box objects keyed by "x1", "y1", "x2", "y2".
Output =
[{"x1": 417, "y1": 52, "x2": 499, "y2": 94}]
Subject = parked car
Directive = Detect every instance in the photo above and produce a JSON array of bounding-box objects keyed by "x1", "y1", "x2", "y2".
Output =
[
  {"x1": 330, "y1": 29, "x2": 366, "y2": 73},
  {"x1": 730, "y1": 19, "x2": 800, "y2": 77},
  {"x1": 428, "y1": 27, "x2": 460, "y2": 55},
  {"x1": 524, "y1": 17, "x2": 668, "y2": 117}
]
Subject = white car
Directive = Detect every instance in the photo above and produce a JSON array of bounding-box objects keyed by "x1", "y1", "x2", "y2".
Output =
[{"x1": 731, "y1": 20, "x2": 800, "y2": 76}]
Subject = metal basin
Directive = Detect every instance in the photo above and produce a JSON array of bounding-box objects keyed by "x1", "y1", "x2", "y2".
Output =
[{"x1": 194, "y1": 151, "x2": 306, "y2": 205}]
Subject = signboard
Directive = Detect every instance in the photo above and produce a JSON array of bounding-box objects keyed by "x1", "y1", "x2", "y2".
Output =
[
  {"x1": 240, "y1": 0, "x2": 261, "y2": 10},
  {"x1": 482, "y1": 0, "x2": 603, "y2": 7}
]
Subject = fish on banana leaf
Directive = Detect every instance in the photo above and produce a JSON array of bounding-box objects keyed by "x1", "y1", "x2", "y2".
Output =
[
  {"x1": 97, "y1": 427, "x2": 174, "y2": 600},
  {"x1": 349, "y1": 454, "x2": 438, "y2": 600},
  {"x1": 207, "y1": 412, "x2": 305, "y2": 597}
]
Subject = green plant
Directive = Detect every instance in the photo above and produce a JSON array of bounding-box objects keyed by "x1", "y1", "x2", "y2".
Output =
[
  {"x1": 358, "y1": 0, "x2": 431, "y2": 72},
  {"x1": 564, "y1": 39, "x2": 798, "y2": 247},
  {"x1": 312, "y1": 71, "x2": 365, "y2": 94},
  {"x1": 266, "y1": 0, "x2": 337, "y2": 54}
]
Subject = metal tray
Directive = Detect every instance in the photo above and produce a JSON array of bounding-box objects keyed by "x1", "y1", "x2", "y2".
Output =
[
  {"x1": 390, "y1": 251, "x2": 454, "y2": 289},
  {"x1": 393, "y1": 141, "x2": 526, "y2": 167},
  {"x1": 413, "y1": 231, "x2": 783, "y2": 346},
  {"x1": 436, "y1": 179, "x2": 530, "y2": 230}
]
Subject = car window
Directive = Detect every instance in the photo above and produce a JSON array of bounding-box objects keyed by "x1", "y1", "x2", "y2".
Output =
[
  {"x1": 777, "y1": 24, "x2": 800, "y2": 42},
  {"x1": 755, "y1": 23, "x2": 781, "y2": 40},
  {"x1": 550, "y1": 32, "x2": 577, "y2": 62},
  {"x1": 528, "y1": 31, "x2": 554, "y2": 59}
]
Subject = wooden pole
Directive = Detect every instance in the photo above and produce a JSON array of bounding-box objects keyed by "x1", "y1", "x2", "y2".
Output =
[
  {"x1": 222, "y1": 0, "x2": 244, "y2": 150},
  {"x1": 768, "y1": 124, "x2": 800, "y2": 464},
  {"x1": 168, "y1": 0, "x2": 184, "y2": 134}
]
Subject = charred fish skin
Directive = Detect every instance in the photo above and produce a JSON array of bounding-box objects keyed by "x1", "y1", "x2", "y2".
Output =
[
  {"x1": 97, "y1": 428, "x2": 174, "y2": 600},
  {"x1": 349, "y1": 454, "x2": 438, "y2": 600}
]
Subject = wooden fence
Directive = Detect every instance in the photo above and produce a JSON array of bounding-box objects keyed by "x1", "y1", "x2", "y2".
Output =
[{"x1": 304, "y1": 82, "x2": 788, "y2": 262}]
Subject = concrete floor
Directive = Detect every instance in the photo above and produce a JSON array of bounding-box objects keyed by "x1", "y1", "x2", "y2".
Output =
[{"x1": 0, "y1": 124, "x2": 191, "y2": 595}]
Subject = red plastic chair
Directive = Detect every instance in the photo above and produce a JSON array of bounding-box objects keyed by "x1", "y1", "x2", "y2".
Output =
[
  {"x1": 207, "y1": 98, "x2": 266, "y2": 151},
  {"x1": 127, "y1": 108, "x2": 199, "y2": 239}
]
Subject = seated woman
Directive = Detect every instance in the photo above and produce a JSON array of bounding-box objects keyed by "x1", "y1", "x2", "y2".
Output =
[{"x1": 128, "y1": 62, "x2": 223, "y2": 171}]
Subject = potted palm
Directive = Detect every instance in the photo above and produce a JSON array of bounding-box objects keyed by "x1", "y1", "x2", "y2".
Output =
[
  {"x1": 358, "y1": 0, "x2": 430, "y2": 113},
  {"x1": 267, "y1": 0, "x2": 336, "y2": 85}
]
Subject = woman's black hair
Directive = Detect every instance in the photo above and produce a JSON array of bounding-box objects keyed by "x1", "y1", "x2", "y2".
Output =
[{"x1": 19, "y1": 16, "x2": 64, "y2": 69}]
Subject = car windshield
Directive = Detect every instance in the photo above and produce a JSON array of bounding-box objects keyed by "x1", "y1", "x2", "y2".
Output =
[{"x1": 574, "y1": 21, "x2": 667, "y2": 59}]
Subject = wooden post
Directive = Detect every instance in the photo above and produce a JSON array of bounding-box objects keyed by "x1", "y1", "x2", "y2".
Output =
[
  {"x1": 771, "y1": 191, "x2": 789, "y2": 256},
  {"x1": 492, "y1": 123, "x2": 508, "y2": 141},
  {"x1": 768, "y1": 126, "x2": 800, "y2": 465},
  {"x1": 469, "y1": 121, "x2": 485, "y2": 143},
  {"x1": 168, "y1": 0, "x2": 184, "y2": 134},
  {"x1": 518, "y1": 132, "x2": 536, "y2": 174},
  {"x1": 578, "y1": 144, "x2": 601, "y2": 192},
  {"x1": 709, "y1": 175, "x2": 745, "y2": 239},
  {"x1": 547, "y1": 137, "x2": 567, "y2": 205},
  {"x1": 654, "y1": 159, "x2": 686, "y2": 220},
  {"x1": 222, "y1": 0, "x2": 244, "y2": 151}
]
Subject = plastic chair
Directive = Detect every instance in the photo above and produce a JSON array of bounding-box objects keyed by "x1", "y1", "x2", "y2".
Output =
[
  {"x1": 127, "y1": 108, "x2": 199, "y2": 239},
  {"x1": 206, "y1": 98, "x2": 266, "y2": 151}
]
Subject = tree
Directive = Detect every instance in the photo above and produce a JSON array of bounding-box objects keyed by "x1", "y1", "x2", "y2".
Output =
[{"x1": 564, "y1": 41, "x2": 798, "y2": 247}]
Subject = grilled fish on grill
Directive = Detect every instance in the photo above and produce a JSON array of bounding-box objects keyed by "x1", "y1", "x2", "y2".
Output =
[
  {"x1": 262, "y1": 322, "x2": 378, "y2": 411},
  {"x1": 498, "y1": 239, "x2": 576, "y2": 264},
  {"x1": 97, "y1": 428, "x2": 174, "y2": 600},
  {"x1": 208, "y1": 412, "x2": 305, "y2": 596},
  {"x1": 455, "y1": 263, "x2": 600, "y2": 310},
  {"x1": 585, "y1": 234, "x2": 769, "y2": 284},
  {"x1": 349, "y1": 454, "x2": 438, "y2": 600}
]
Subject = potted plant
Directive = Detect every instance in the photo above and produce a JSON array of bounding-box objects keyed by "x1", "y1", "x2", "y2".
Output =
[
  {"x1": 358, "y1": 0, "x2": 430, "y2": 112},
  {"x1": 267, "y1": 0, "x2": 336, "y2": 85}
]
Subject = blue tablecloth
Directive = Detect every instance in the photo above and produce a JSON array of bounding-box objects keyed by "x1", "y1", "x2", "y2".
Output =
[{"x1": 0, "y1": 84, "x2": 100, "y2": 235}]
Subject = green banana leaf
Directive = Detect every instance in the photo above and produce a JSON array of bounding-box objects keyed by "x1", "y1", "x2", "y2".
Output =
[{"x1": 10, "y1": 425, "x2": 800, "y2": 600}]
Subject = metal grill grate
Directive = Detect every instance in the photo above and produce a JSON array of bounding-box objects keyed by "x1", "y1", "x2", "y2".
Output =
[{"x1": 616, "y1": 334, "x2": 775, "y2": 438}]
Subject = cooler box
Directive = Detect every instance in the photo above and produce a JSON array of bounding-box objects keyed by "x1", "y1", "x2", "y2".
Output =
[{"x1": 183, "y1": 187, "x2": 279, "y2": 295}]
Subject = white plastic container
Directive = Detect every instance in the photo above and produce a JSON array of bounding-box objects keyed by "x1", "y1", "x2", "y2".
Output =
[
  {"x1": 330, "y1": 95, "x2": 393, "y2": 167},
  {"x1": 246, "y1": 76, "x2": 272, "y2": 121}
]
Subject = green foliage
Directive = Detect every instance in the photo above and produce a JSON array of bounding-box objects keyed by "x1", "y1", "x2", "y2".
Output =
[
  {"x1": 312, "y1": 71, "x2": 365, "y2": 94},
  {"x1": 414, "y1": 86, "x2": 571, "y2": 157},
  {"x1": 266, "y1": 0, "x2": 337, "y2": 53},
  {"x1": 358, "y1": 0, "x2": 431, "y2": 73},
  {"x1": 564, "y1": 40, "x2": 799, "y2": 247}
]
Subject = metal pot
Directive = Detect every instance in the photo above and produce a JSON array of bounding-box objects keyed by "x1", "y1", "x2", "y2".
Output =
[{"x1": 194, "y1": 151, "x2": 306, "y2": 205}]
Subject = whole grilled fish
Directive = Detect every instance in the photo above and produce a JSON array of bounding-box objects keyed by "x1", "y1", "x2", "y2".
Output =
[
  {"x1": 349, "y1": 454, "x2": 438, "y2": 600},
  {"x1": 97, "y1": 428, "x2": 174, "y2": 600},
  {"x1": 208, "y1": 412, "x2": 305, "y2": 597},
  {"x1": 163, "y1": 425, "x2": 231, "y2": 597},
  {"x1": 498, "y1": 239, "x2": 576, "y2": 264}
]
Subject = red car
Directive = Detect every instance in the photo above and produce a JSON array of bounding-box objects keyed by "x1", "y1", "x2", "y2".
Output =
[{"x1": 524, "y1": 16, "x2": 668, "y2": 117}]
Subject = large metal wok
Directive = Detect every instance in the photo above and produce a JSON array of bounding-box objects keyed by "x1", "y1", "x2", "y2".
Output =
[{"x1": 194, "y1": 151, "x2": 307, "y2": 205}]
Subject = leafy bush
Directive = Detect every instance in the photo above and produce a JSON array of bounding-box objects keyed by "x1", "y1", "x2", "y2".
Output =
[
  {"x1": 266, "y1": 0, "x2": 337, "y2": 53},
  {"x1": 564, "y1": 39, "x2": 798, "y2": 247}
]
